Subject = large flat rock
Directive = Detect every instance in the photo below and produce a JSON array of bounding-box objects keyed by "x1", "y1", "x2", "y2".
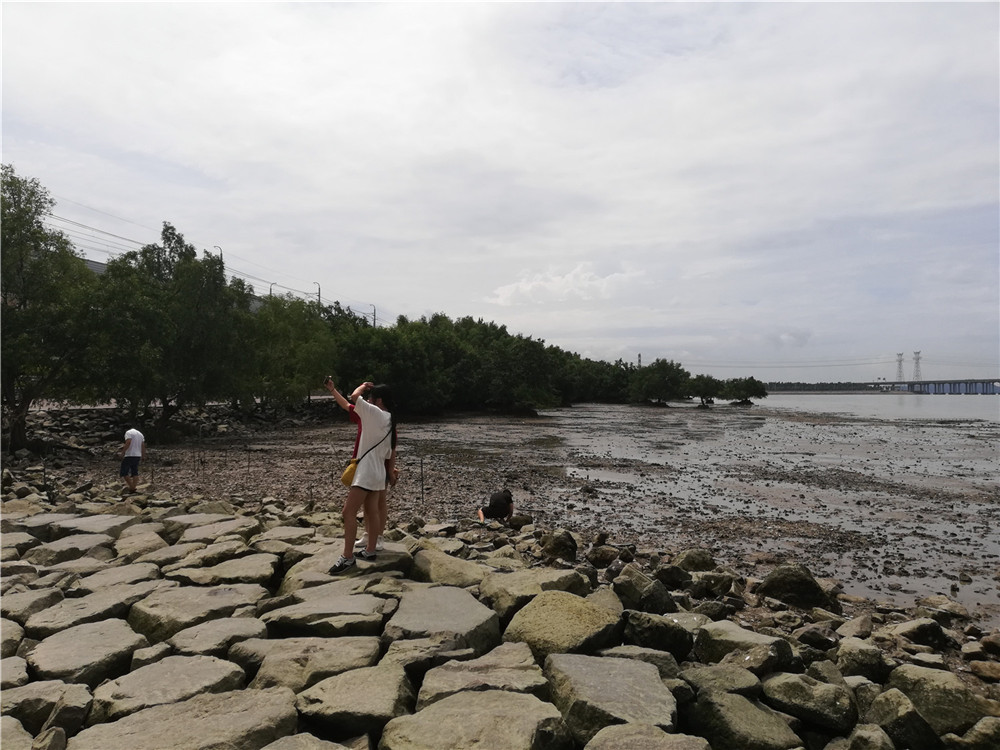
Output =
[
  {"x1": 66, "y1": 687, "x2": 297, "y2": 750},
  {"x1": 26, "y1": 618, "x2": 149, "y2": 686},
  {"x1": 383, "y1": 585, "x2": 500, "y2": 656},
  {"x1": 127, "y1": 583, "x2": 269, "y2": 642}
]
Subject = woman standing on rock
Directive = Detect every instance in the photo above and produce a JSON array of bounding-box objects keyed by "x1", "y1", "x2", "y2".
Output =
[{"x1": 323, "y1": 378, "x2": 397, "y2": 573}]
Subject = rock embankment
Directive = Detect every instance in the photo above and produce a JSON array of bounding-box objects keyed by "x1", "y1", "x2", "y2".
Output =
[{"x1": 2, "y1": 464, "x2": 1000, "y2": 750}]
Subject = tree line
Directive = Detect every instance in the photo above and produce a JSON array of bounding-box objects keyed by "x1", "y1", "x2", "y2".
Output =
[{"x1": 1, "y1": 164, "x2": 766, "y2": 450}]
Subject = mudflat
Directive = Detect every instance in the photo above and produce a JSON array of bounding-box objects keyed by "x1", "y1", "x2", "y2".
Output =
[{"x1": 95, "y1": 401, "x2": 1000, "y2": 627}]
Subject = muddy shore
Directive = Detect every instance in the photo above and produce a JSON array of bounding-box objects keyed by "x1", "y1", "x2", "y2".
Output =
[{"x1": 56, "y1": 400, "x2": 1000, "y2": 627}]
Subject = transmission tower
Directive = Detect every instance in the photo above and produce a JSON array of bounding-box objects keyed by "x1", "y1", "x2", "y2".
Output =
[
  {"x1": 912, "y1": 351, "x2": 922, "y2": 382},
  {"x1": 896, "y1": 353, "x2": 905, "y2": 382}
]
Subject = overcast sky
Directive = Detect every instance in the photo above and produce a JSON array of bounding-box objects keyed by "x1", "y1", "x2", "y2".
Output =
[{"x1": 3, "y1": 2, "x2": 998, "y2": 383}]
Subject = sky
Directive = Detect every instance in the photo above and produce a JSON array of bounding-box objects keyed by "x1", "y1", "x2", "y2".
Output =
[{"x1": 3, "y1": 2, "x2": 998, "y2": 383}]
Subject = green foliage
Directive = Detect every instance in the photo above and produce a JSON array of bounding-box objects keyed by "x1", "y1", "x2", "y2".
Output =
[
  {"x1": 720, "y1": 376, "x2": 768, "y2": 402},
  {"x1": 1, "y1": 167, "x2": 769, "y2": 446},
  {"x1": 1, "y1": 164, "x2": 97, "y2": 449},
  {"x1": 628, "y1": 359, "x2": 690, "y2": 403},
  {"x1": 688, "y1": 373, "x2": 723, "y2": 405},
  {"x1": 87, "y1": 223, "x2": 255, "y2": 427}
]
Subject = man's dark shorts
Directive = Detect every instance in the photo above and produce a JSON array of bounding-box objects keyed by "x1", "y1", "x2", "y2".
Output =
[{"x1": 120, "y1": 456, "x2": 140, "y2": 477}]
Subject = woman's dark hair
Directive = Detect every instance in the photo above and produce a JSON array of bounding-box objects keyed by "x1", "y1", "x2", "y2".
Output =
[{"x1": 369, "y1": 384, "x2": 397, "y2": 448}]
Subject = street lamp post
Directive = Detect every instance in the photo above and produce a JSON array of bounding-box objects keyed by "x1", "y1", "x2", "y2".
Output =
[
  {"x1": 314, "y1": 282, "x2": 321, "y2": 306},
  {"x1": 269, "y1": 282, "x2": 276, "y2": 296}
]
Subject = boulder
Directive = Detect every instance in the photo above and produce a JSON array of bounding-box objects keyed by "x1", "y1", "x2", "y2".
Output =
[
  {"x1": 545, "y1": 653, "x2": 677, "y2": 745},
  {"x1": 24, "y1": 580, "x2": 177, "y2": 638},
  {"x1": 685, "y1": 690, "x2": 803, "y2": 750},
  {"x1": 411, "y1": 547, "x2": 490, "y2": 588},
  {"x1": 755, "y1": 563, "x2": 840, "y2": 612},
  {"x1": 295, "y1": 664, "x2": 415, "y2": 738},
  {"x1": 761, "y1": 671, "x2": 857, "y2": 734},
  {"x1": 417, "y1": 641, "x2": 547, "y2": 709},
  {"x1": 1, "y1": 588, "x2": 65, "y2": 625},
  {"x1": 835, "y1": 637, "x2": 895, "y2": 683},
  {"x1": 384, "y1": 586, "x2": 500, "y2": 656},
  {"x1": 89, "y1": 654, "x2": 245, "y2": 723},
  {"x1": 598, "y1": 644, "x2": 681, "y2": 679},
  {"x1": 379, "y1": 689, "x2": 573, "y2": 750},
  {"x1": 166, "y1": 617, "x2": 268, "y2": 657},
  {"x1": 694, "y1": 619, "x2": 794, "y2": 669},
  {"x1": 260, "y1": 593, "x2": 393, "y2": 638},
  {"x1": 127, "y1": 583, "x2": 269, "y2": 642},
  {"x1": 22, "y1": 534, "x2": 115, "y2": 566},
  {"x1": 624, "y1": 610, "x2": 695, "y2": 661},
  {"x1": 27, "y1": 618, "x2": 148, "y2": 687},
  {"x1": 165, "y1": 553, "x2": 280, "y2": 587},
  {"x1": 66, "y1": 687, "x2": 297, "y2": 750},
  {"x1": 2, "y1": 616, "x2": 24, "y2": 657},
  {"x1": 888, "y1": 663, "x2": 1000, "y2": 736},
  {"x1": 864, "y1": 687, "x2": 942, "y2": 750},
  {"x1": 613, "y1": 563, "x2": 677, "y2": 614},
  {"x1": 480, "y1": 567, "x2": 591, "y2": 624},
  {"x1": 584, "y1": 724, "x2": 711, "y2": 749},
  {"x1": 0, "y1": 680, "x2": 93, "y2": 735},
  {"x1": 1, "y1": 655, "x2": 29, "y2": 688},
  {"x1": 680, "y1": 664, "x2": 761, "y2": 699},
  {"x1": 0, "y1": 716, "x2": 34, "y2": 750},
  {"x1": 229, "y1": 636, "x2": 381, "y2": 693},
  {"x1": 504, "y1": 590, "x2": 622, "y2": 662}
]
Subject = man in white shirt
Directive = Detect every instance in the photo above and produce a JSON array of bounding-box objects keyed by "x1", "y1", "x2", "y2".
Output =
[{"x1": 119, "y1": 427, "x2": 146, "y2": 494}]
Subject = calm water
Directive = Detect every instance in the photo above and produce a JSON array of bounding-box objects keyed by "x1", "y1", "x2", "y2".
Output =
[{"x1": 764, "y1": 392, "x2": 999, "y2": 423}]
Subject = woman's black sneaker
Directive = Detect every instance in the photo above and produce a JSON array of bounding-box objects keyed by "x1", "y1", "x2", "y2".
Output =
[{"x1": 330, "y1": 555, "x2": 356, "y2": 574}]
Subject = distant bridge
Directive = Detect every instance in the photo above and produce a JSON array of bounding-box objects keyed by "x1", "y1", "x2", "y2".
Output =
[{"x1": 865, "y1": 379, "x2": 999, "y2": 395}]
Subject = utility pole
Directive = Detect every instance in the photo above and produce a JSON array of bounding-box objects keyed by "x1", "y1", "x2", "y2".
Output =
[
  {"x1": 371, "y1": 304, "x2": 377, "y2": 328},
  {"x1": 314, "y1": 282, "x2": 321, "y2": 306},
  {"x1": 896, "y1": 353, "x2": 905, "y2": 382},
  {"x1": 912, "y1": 351, "x2": 922, "y2": 382}
]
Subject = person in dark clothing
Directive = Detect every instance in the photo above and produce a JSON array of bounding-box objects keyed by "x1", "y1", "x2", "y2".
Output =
[{"x1": 478, "y1": 489, "x2": 514, "y2": 523}]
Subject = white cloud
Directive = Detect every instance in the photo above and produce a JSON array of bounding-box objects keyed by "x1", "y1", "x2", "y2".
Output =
[{"x1": 2, "y1": 1, "x2": 996, "y2": 381}]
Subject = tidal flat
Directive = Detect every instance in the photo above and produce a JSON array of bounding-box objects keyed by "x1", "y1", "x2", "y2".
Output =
[{"x1": 94, "y1": 401, "x2": 1000, "y2": 627}]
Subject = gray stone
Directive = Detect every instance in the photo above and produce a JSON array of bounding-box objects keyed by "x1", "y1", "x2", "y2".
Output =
[
  {"x1": 761, "y1": 671, "x2": 857, "y2": 734},
  {"x1": 694, "y1": 619, "x2": 794, "y2": 668},
  {"x1": 71, "y1": 562, "x2": 160, "y2": 594},
  {"x1": 888, "y1": 663, "x2": 1000, "y2": 736},
  {"x1": 584, "y1": 723, "x2": 711, "y2": 750},
  {"x1": 296, "y1": 664, "x2": 415, "y2": 738},
  {"x1": 835, "y1": 637, "x2": 895, "y2": 683},
  {"x1": 176, "y1": 517, "x2": 262, "y2": 544},
  {"x1": 1, "y1": 680, "x2": 93, "y2": 736},
  {"x1": 417, "y1": 641, "x2": 547, "y2": 708},
  {"x1": 1, "y1": 588, "x2": 64, "y2": 625},
  {"x1": 944, "y1": 716, "x2": 1000, "y2": 750},
  {"x1": 385, "y1": 585, "x2": 500, "y2": 656},
  {"x1": 260, "y1": 593, "x2": 393, "y2": 637},
  {"x1": 598, "y1": 644, "x2": 681, "y2": 679},
  {"x1": 229, "y1": 636, "x2": 381, "y2": 693},
  {"x1": 50, "y1": 515, "x2": 137, "y2": 540},
  {"x1": 545, "y1": 653, "x2": 677, "y2": 745},
  {"x1": 22, "y1": 534, "x2": 115, "y2": 566},
  {"x1": 613, "y1": 563, "x2": 677, "y2": 614},
  {"x1": 134, "y1": 542, "x2": 206, "y2": 567},
  {"x1": 680, "y1": 664, "x2": 761, "y2": 698},
  {"x1": 127, "y1": 583, "x2": 269, "y2": 642},
  {"x1": 864, "y1": 687, "x2": 942, "y2": 750},
  {"x1": 2, "y1": 616, "x2": 24, "y2": 657},
  {"x1": 165, "y1": 553, "x2": 279, "y2": 586},
  {"x1": 411, "y1": 547, "x2": 490, "y2": 588},
  {"x1": 1, "y1": 655, "x2": 29, "y2": 688},
  {"x1": 882, "y1": 618, "x2": 953, "y2": 649},
  {"x1": 65, "y1": 687, "x2": 297, "y2": 750},
  {"x1": 624, "y1": 610, "x2": 696, "y2": 661},
  {"x1": 167, "y1": 617, "x2": 267, "y2": 656},
  {"x1": 380, "y1": 689, "x2": 573, "y2": 750},
  {"x1": 1, "y1": 716, "x2": 33, "y2": 750},
  {"x1": 260, "y1": 736, "x2": 351, "y2": 750},
  {"x1": 827, "y1": 723, "x2": 895, "y2": 750},
  {"x1": 131, "y1": 642, "x2": 172, "y2": 670},
  {"x1": 24, "y1": 580, "x2": 176, "y2": 638},
  {"x1": 686, "y1": 690, "x2": 803, "y2": 750},
  {"x1": 504, "y1": 590, "x2": 621, "y2": 662},
  {"x1": 1, "y1": 532, "x2": 40, "y2": 555},
  {"x1": 89, "y1": 654, "x2": 246, "y2": 723},
  {"x1": 114, "y1": 532, "x2": 168, "y2": 562},
  {"x1": 480, "y1": 567, "x2": 591, "y2": 624},
  {"x1": 671, "y1": 548, "x2": 717, "y2": 572},
  {"x1": 160, "y1": 540, "x2": 251, "y2": 573},
  {"x1": 158, "y1": 513, "x2": 237, "y2": 542},
  {"x1": 756, "y1": 563, "x2": 840, "y2": 612},
  {"x1": 27, "y1": 618, "x2": 148, "y2": 686}
]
